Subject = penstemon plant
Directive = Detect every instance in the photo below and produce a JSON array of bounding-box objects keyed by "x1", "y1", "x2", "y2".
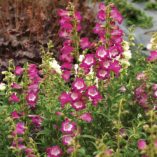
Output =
[{"x1": 0, "y1": 1, "x2": 157, "y2": 157}]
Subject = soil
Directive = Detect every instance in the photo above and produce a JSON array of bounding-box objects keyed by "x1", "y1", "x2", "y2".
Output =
[{"x1": 0, "y1": 0, "x2": 96, "y2": 81}]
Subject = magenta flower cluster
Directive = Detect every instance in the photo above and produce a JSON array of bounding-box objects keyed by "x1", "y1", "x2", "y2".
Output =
[
  {"x1": 58, "y1": 8, "x2": 82, "y2": 82},
  {"x1": 9, "y1": 64, "x2": 43, "y2": 156}
]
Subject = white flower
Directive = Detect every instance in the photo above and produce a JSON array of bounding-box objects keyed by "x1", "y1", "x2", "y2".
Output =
[
  {"x1": 0, "y1": 82, "x2": 6, "y2": 91},
  {"x1": 122, "y1": 41, "x2": 130, "y2": 51},
  {"x1": 123, "y1": 50, "x2": 132, "y2": 60},
  {"x1": 74, "y1": 64, "x2": 79, "y2": 74},
  {"x1": 49, "y1": 59, "x2": 61, "y2": 74},
  {"x1": 120, "y1": 59, "x2": 131, "y2": 67},
  {"x1": 78, "y1": 55, "x2": 85, "y2": 62},
  {"x1": 147, "y1": 43, "x2": 152, "y2": 50}
]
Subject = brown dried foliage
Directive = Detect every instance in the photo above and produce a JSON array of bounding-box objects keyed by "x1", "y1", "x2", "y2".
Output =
[{"x1": 0, "y1": 0, "x2": 96, "y2": 80}]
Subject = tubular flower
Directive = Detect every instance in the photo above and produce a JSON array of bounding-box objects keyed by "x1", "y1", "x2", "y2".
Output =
[{"x1": 46, "y1": 146, "x2": 62, "y2": 157}]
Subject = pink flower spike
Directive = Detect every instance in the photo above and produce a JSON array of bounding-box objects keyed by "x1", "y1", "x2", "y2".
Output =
[
  {"x1": 59, "y1": 92, "x2": 71, "y2": 108},
  {"x1": 96, "y1": 46, "x2": 108, "y2": 60},
  {"x1": 61, "y1": 119, "x2": 76, "y2": 134},
  {"x1": 137, "y1": 139, "x2": 147, "y2": 150},
  {"x1": 72, "y1": 78, "x2": 86, "y2": 91},
  {"x1": 62, "y1": 135, "x2": 73, "y2": 145},
  {"x1": 46, "y1": 146, "x2": 62, "y2": 157},
  {"x1": 147, "y1": 51, "x2": 157, "y2": 62},
  {"x1": 80, "y1": 113, "x2": 93, "y2": 123},
  {"x1": 80, "y1": 37, "x2": 91, "y2": 50},
  {"x1": 14, "y1": 122, "x2": 25, "y2": 135},
  {"x1": 15, "y1": 66, "x2": 24, "y2": 76},
  {"x1": 71, "y1": 100, "x2": 86, "y2": 111},
  {"x1": 9, "y1": 93, "x2": 20, "y2": 103}
]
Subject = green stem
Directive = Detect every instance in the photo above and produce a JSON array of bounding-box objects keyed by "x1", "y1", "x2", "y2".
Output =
[
  {"x1": 150, "y1": 110, "x2": 155, "y2": 157},
  {"x1": 116, "y1": 99, "x2": 124, "y2": 157}
]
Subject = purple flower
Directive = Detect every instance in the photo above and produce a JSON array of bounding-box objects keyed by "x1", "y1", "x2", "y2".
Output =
[
  {"x1": 67, "y1": 147, "x2": 74, "y2": 154},
  {"x1": 86, "y1": 85, "x2": 100, "y2": 99},
  {"x1": 70, "y1": 91, "x2": 81, "y2": 102},
  {"x1": 61, "y1": 62, "x2": 72, "y2": 70},
  {"x1": 28, "y1": 115, "x2": 43, "y2": 127},
  {"x1": 62, "y1": 135, "x2": 73, "y2": 145},
  {"x1": 147, "y1": 51, "x2": 157, "y2": 62},
  {"x1": 99, "y1": 2, "x2": 106, "y2": 10},
  {"x1": 93, "y1": 23, "x2": 104, "y2": 35},
  {"x1": 136, "y1": 72, "x2": 146, "y2": 81},
  {"x1": 152, "y1": 84, "x2": 157, "y2": 91},
  {"x1": 96, "y1": 68, "x2": 109, "y2": 80},
  {"x1": 137, "y1": 139, "x2": 147, "y2": 150},
  {"x1": 28, "y1": 83, "x2": 39, "y2": 93},
  {"x1": 99, "y1": 59, "x2": 111, "y2": 69},
  {"x1": 25, "y1": 148, "x2": 35, "y2": 157},
  {"x1": 46, "y1": 146, "x2": 62, "y2": 157},
  {"x1": 72, "y1": 78, "x2": 86, "y2": 91},
  {"x1": 26, "y1": 92, "x2": 38, "y2": 108},
  {"x1": 9, "y1": 93, "x2": 20, "y2": 103},
  {"x1": 81, "y1": 54, "x2": 95, "y2": 68},
  {"x1": 62, "y1": 70, "x2": 71, "y2": 82},
  {"x1": 11, "y1": 111, "x2": 20, "y2": 119},
  {"x1": 59, "y1": 29, "x2": 70, "y2": 39},
  {"x1": 153, "y1": 91, "x2": 157, "y2": 98},
  {"x1": 71, "y1": 100, "x2": 86, "y2": 111},
  {"x1": 15, "y1": 66, "x2": 24, "y2": 76},
  {"x1": 97, "y1": 10, "x2": 106, "y2": 21},
  {"x1": 80, "y1": 37, "x2": 91, "y2": 50},
  {"x1": 12, "y1": 138, "x2": 26, "y2": 150},
  {"x1": 61, "y1": 119, "x2": 76, "y2": 134},
  {"x1": 28, "y1": 64, "x2": 40, "y2": 83},
  {"x1": 111, "y1": 6, "x2": 123, "y2": 24},
  {"x1": 75, "y1": 11, "x2": 82, "y2": 22},
  {"x1": 109, "y1": 60, "x2": 121, "y2": 75},
  {"x1": 104, "y1": 149, "x2": 113, "y2": 156},
  {"x1": 14, "y1": 122, "x2": 25, "y2": 135},
  {"x1": 59, "y1": 92, "x2": 71, "y2": 108},
  {"x1": 80, "y1": 113, "x2": 93, "y2": 123},
  {"x1": 96, "y1": 46, "x2": 108, "y2": 60}
]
